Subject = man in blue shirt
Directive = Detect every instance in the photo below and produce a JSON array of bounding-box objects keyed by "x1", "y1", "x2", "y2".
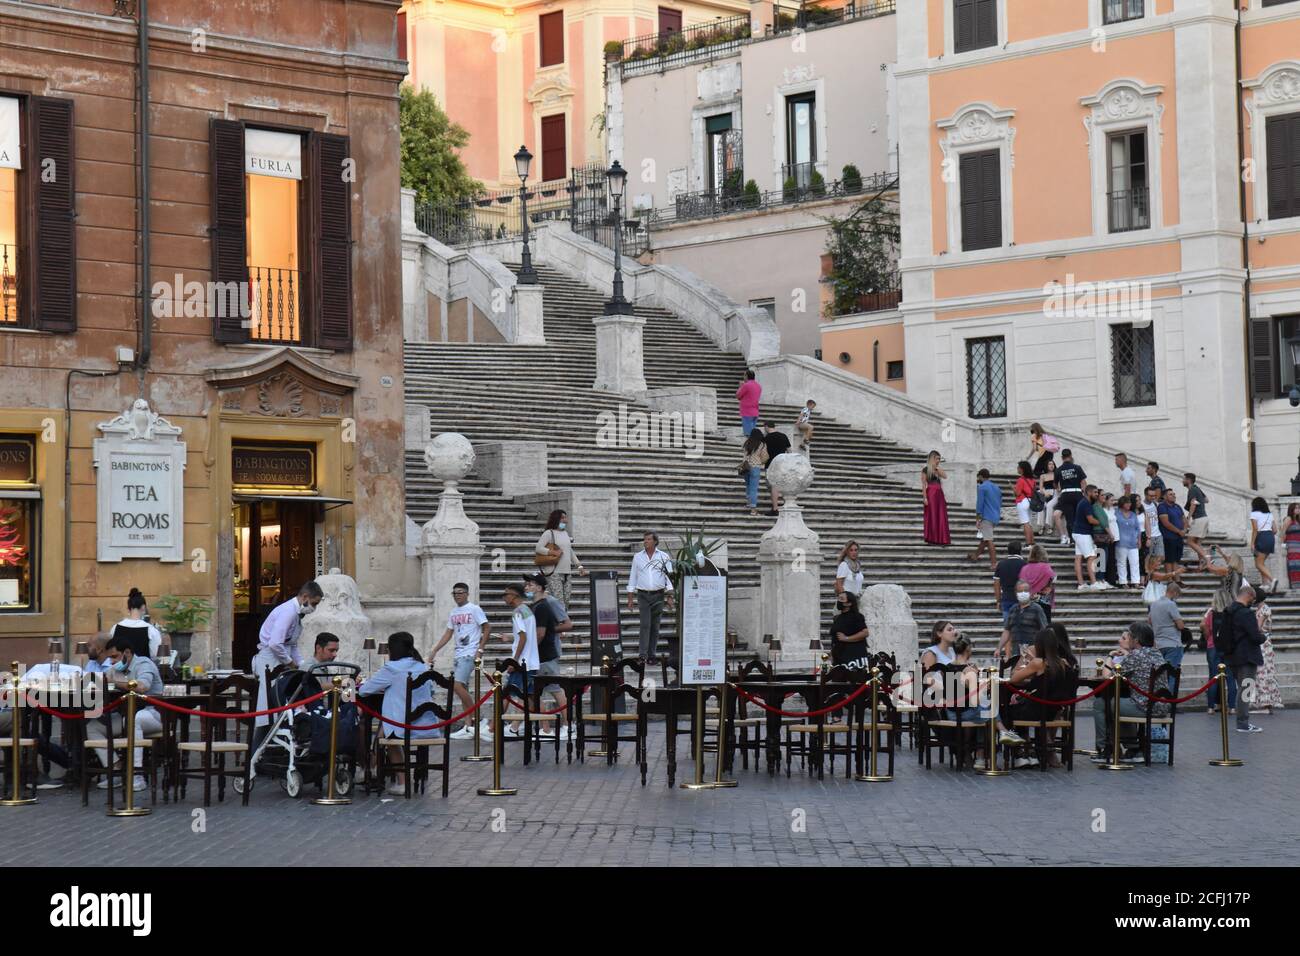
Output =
[
  {"x1": 1157, "y1": 487, "x2": 1187, "y2": 573},
  {"x1": 1072, "y1": 484, "x2": 1102, "y2": 590},
  {"x1": 968, "y1": 468, "x2": 1003, "y2": 571}
]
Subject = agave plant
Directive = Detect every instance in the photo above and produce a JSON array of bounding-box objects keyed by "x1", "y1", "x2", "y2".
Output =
[{"x1": 667, "y1": 527, "x2": 724, "y2": 590}]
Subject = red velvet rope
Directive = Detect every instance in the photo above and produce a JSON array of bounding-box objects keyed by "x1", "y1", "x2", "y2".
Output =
[
  {"x1": 1123, "y1": 674, "x2": 1217, "y2": 705},
  {"x1": 28, "y1": 696, "x2": 127, "y2": 720},
  {"x1": 1004, "y1": 678, "x2": 1114, "y2": 707},
  {"x1": 142, "y1": 687, "x2": 330, "y2": 720},
  {"x1": 505, "y1": 685, "x2": 590, "y2": 715},
  {"x1": 731, "y1": 680, "x2": 874, "y2": 718},
  {"x1": 355, "y1": 688, "x2": 494, "y2": 731}
]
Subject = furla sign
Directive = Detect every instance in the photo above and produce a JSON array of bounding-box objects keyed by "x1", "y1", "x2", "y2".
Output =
[{"x1": 93, "y1": 400, "x2": 186, "y2": 562}]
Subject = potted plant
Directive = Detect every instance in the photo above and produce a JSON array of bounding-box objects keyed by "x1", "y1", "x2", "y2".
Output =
[
  {"x1": 743, "y1": 178, "x2": 761, "y2": 208},
  {"x1": 603, "y1": 39, "x2": 623, "y2": 63},
  {"x1": 151, "y1": 595, "x2": 214, "y2": 665},
  {"x1": 808, "y1": 170, "x2": 827, "y2": 197},
  {"x1": 666, "y1": 527, "x2": 724, "y2": 593},
  {"x1": 841, "y1": 163, "x2": 863, "y2": 195},
  {"x1": 782, "y1": 175, "x2": 799, "y2": 203}
]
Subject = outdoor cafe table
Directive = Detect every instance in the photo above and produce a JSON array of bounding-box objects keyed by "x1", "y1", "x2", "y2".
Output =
[{"x1": 733, "y1": 677, "x2": 871, "y2": 777}]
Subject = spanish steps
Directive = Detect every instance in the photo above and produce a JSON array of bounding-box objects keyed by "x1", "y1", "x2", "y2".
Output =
[{"x1": 403, "y1": 262, "x2": 1299, "y2": 700}]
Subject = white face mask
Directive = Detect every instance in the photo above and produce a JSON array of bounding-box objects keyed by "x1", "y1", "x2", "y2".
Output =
[
  {"x1": 558, "y1": 522, "x2": 567, "y2": 531},
  {"x1": 1016, "y1": 591, "x2": 1032, "y2": 603},
  {"x1": 299, "y1": 601, "x2": 315, "y2": 617}
]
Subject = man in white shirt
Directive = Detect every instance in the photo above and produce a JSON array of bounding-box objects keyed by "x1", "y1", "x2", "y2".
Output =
[
  {"x1": 1115, "y1": 452, "x2": 1135, "y2": 497},
  {"x1": 627, "y1": 532, "x2": 674, "y2": 663},
  {"x1": 252, "y1": 580, "x2": 323, "y2": 731},
  {"x1": 502, "y1": 583, "x2": 539, "y2": 736},
  {"x1": 430, "y1": 582, "x2": 492, "y2": 740}
]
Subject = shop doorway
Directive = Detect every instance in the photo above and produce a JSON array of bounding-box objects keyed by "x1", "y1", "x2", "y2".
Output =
[{"x1": 231, "y1": 498, "x2": 317, "y2": 669}]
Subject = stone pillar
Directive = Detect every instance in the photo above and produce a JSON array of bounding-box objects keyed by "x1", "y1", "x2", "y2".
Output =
[
  {"x1": 593, "y1": 313, "x2": 647, "y2": 394},
  {"x1": 300, "y1": 570, "x2": 373, "y2": 667},
  {"x1": 860, "y1": 583, "x2": 918, "y2": 674},
  {"x1": 404, "y1": 403, "x2": 430, "y2": 451},
  {"x1": 514, "y1": 283, "x2": 546, "y2": 345},
  {"x1": 419, "y1": 433, "x2": 485, "y2": 672},
  {"x1": 757, "y1": 453, "x2": 821, "y2": 670}
]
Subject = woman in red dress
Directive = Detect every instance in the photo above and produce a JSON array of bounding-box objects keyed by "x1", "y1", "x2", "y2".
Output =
[{"x1": 922, "y1": 450, "x2": 951, "y2": 546}]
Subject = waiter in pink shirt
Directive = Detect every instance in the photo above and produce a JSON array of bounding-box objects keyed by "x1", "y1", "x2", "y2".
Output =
[{"x1": 737, "y1": 369, "x2": 762, "y2": 435}]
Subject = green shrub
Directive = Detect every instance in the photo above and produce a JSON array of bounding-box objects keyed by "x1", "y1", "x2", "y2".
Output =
[
  {"x1": 809, "y1": 170, "x2": 826, "y2": 197},
  {"x1": 841, "y1": 163, "x2": 863, "y2": 194},
  {"x1": 603, "y1": 40, "x2": 624, "y2": 57},
  {"x1": 743, "y1": 179, "x2": 761, "y2": 207}
]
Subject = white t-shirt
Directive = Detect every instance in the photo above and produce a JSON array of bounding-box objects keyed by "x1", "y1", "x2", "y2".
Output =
[
  {"x1": 835, "y1": 561, "x2": 864, "y2": 595},
  {"x1": 115, "y1": 618, "x2": 162, "y2": 657},
  {"x1": 1251, "y1": 510, "x2": 1274, "y2": 533},
  {"x1": 446, "y1": 602, "x2": 488, "y2": 659},
  {"x1": 1142, "y1": 501, "x2": 1160, "y2": 536},
  {"x1": 511, "y1": 605, "x2": 540, "y2": 672},
  {"x1": 1118, "y1": 466, "x2": 1135, "y2": 492},
  {"x1": 797, "y1": 407, "x2": 812, "y2": 424}
]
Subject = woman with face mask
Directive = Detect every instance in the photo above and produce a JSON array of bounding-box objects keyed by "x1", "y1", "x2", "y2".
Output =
[
  {"x1": 89, "y1": 633, "x2": 164, "y2": 793},
  {"x1": 534, "y1": 509, "x2": 587, "y2": 609},
  {"x1": 829, "y1": 591, "x2": 869, "y2": 667}
]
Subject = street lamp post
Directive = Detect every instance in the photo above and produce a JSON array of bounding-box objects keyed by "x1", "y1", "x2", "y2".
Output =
[
  {"x1": 515, "y1": 145, "x2": 538, "y2": 285},
  {"x1": 1288, "y1": 384, "x2": 1300, "y2": 496},
  {"x1": 603, "y1": 160, "x2": 633, "y2": 315}
]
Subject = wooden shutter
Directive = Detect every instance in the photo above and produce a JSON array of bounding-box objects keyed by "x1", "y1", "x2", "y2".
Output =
[
  {"x1": 953, "y1": 0, "x2": 974, "y2": 53},
  {"x1": 27, "y1": 95, "x2": 77, "y2": 332},
  {"x1": 1266, "y1": 113, "x2": 1300, "y2": 222},
  {"x1": 975, "y1": 0, "x2": 998, "y2": 48},
  {"x1": 540, "y1": 114, "x2": 566, "y2": 183},
  {"x1": 1250, "y1": 317, "x2": 1278, "y2": 399},
  {"x1": 397, "y1": 10, "x2": 407, "y2": 61},
  {"x1": 658, "y1": 7, "x2": 683, "y2": 36},
  {"x1": 209, "y1": 118, "x2": 249, "y2": 344},
  {"x1": 539, "y1": 11, "x2": 564, "y2": 68},
  {"x1": 960, "y1": 149, "x2": 1001, "y2": 251},
  {"x1": 311, "y1": 131, "x2": 353, "y2": 351}
]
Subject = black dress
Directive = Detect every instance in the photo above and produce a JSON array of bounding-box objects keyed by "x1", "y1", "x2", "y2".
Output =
[
  {"x1": 830, "y1": 611, "x2": 868, "y2": 667},
  {"x1": 1009, "y1": 664, "x2": 1079, "y2": 723}
]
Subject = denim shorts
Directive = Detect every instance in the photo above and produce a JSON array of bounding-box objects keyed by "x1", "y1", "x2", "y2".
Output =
[
  {"x1": 1255, "y1": 530, "x2": 1276, "y2": 556},
  {"x1": 453, "y1": 656, "x2": 476, "y2": 686},
  {"x1": 505, "y1": 669, "x2": 537, "y2": 696}
]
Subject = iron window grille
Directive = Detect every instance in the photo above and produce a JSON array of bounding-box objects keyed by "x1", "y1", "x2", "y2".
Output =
[
  {"x1": 966, "y1": 335, "x2": 1007, "y2": 419},
  {"x1": 1110, "y1": 323, "x2": 1157, "y2": 408},
  {"x1": 1103, "y1": 0, "x2": 1144, "y2": 25}
]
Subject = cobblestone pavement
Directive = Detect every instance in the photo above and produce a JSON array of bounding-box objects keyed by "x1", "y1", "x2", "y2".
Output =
[{"x1": 9, "y1": 711, "x2": 1296, "y2": 867}]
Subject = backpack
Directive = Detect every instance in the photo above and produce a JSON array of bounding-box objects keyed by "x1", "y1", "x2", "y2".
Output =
[
  {"x1": 1212, "y1": 607, "x2": 1238, "y2": 658},
  {"x1": 1041, "y1": 434, "x2": 1061, "y2": 453}
]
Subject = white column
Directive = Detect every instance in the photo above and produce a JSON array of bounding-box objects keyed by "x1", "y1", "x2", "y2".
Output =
[
  {"x1": 593, "y1": 313, "x2": 648, "y2": 393},
  {"x1": 757, "y1": 453, "x2": 822, "y2": 669}
]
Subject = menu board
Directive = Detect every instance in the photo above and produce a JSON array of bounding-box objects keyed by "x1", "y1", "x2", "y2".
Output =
[
  {"x1": 589, "y1": 571, "x2": 622, "y2": 667},
  {"x1": 680, "y1": 574, "x2": 726, "y2": 685}
]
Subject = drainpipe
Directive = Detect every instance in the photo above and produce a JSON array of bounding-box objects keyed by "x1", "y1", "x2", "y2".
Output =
[
  {"x1": 1235, "y1": 0, "x2": 1256, "y2": 489},
  {"x1": 138, "y1": 0, "x2": 152, "y2": 369}
]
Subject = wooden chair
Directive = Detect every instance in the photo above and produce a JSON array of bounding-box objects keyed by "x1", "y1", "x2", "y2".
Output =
[
  {"x1": 82, "y1": 697, "x2": 165, "y2": 807},
  {"x1": 580, "y1": 657, "x2": 649, "y2": 765},
  {"x1": 1, "y1": 705, "x2": 38, "y2": 800},
  {"x1": 732, "y1": 658, "x2": 774, "y2": 772},
  {"x1": 175, "y1": 674, "x2": 258, "y2": 806},
  {"x1": 918, "y1": 663, "x2": 982, "y2": 770},
  {"x1": 1005, "y1": 668, "x2": 1079, "y2": 772},
  {"x1": 1118, "y1": 662, "x2": 1179, "y2": 767},
  {"x1": 378, "y1": 668, "x2": 454, "y2": 798},
  {"x1": 784, "y1": 667, "x2": 870, "y2": 780}
]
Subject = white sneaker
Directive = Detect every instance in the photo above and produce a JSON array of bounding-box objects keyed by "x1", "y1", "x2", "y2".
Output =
[
  {"x1": 1077, "y1": 584, "x2": 1091, "y2": 591},
  {"x1": 1060, "y1": 536, "x2": 1071, "y2": 546},
  {"x1": 1092, "y1": 581, "x2": 1112, "y2": 591},
  {"x1": 502, "y1": 725, "x2": 521, "y2": 738},
  {"x1": 558, "y1": 724, "x2": 573, "y2": 740},
  {"x1": 132, "y1": 776, "x2": 147, "y2": 792},
  {"x1": 97, "y1": 777, "x2": 117, "y2": 790},
  {"x1": 479, "y1": 719, "x2": 494, "y2": 735},
  {"x1": 387, "y1": 781, "x2": 408, "y2": 795},
  {"x1": 998, "y1": 730, "x2": 1025, "y2": 746},
  {"x1": 1013, "y1": 756, "x2": 1038, "y2": 769},
  {"x1": 449, "y1": 725, "x2": 475, "y2": 740},
  {"x1": 1235, "y1": 724, "x2": 1263, "y2": 734}
]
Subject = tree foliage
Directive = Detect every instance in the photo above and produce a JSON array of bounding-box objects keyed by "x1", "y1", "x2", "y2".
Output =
[
  {"x1": 399, "y1": 83, "x2": 481, "y2": 206},
  {"x1": 823, "y1": 197, "x2": 901, "y2": 316}
]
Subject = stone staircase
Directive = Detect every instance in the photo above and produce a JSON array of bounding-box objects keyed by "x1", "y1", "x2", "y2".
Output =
[{"x1": 403, "y1": 262, "x2": 1299, "y2": 703}]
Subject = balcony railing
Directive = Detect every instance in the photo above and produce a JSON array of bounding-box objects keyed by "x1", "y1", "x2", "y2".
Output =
[
  {"x1": 248, "y1": 266, "x2": 300, "y2": 344},
  {"x1": 415, "y1": 175, "x2": 580, "y2": 247},
  {"x1": 1108, "y1": 186, "x2": 1150, "y2": 233},
  {"x1": 649, "y1": 167, "x2": 896, "y2": 227},
  {"x1": 1, "y1": 244, "x2": 17, "y2": 325},
  {"x1": 618, "y1": 15, "x2": 751, "y2": 76},
  {"x1": 771, "y1": 0, "x2": 896, "y2": 36}
]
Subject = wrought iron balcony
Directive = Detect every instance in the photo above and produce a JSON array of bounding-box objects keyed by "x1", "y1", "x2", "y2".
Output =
[
  {"x1": 248, "y1": 266, "x2": 301, "y2": 344},
  {"x1": 1108, "y1": 186, "x2": 1150, "y2": 233}
]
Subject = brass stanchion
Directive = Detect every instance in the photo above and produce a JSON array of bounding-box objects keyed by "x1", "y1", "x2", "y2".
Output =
[
  {"x1": 588, "y1": 655, "x2": 614, "y2": 759},
  {"x1": 708, "y1": 682, "x2": 737, "y2": 789},
  {"x1": 976, "y1": 667, "x2": 1008, "y2": 776},
  {"x1": 107, "y1": 680, "x2": 151, "y2": 816},
  {"x1": 312, "y1": 677, "x2": 351, "y2": 805},
  {"x1": 477, "y1": 671, "x2": 517, "y2": 796},
  {"x1": 1208, "y1": 664, "x2": 1244, "y2": 768},
  {"x1": 681, "y1": 685, "x2": 711, "y2": 789},
  {"x1": 1098, "y1": 658, "x2": 1132, "y2": 772},
  {"x1": 855, "y1": 667, "x2": 891, "y2": 782},
  {"x1": 462, "y1": 657, "x2": 490, "y2": 762},
  {"x1": 1, "y1": 662, "x2": 35, "y2": 807}
]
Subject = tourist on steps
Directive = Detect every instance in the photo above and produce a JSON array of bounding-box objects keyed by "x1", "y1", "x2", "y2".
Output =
[
  {"x1": 921, "y1": 450, "x2": 951, "y2": 546},
  {"x1": 627, "y1": 532, "x2": 674, "y2": 664},
  {"x1": 1248, "y1": 497, "x2": 1277, "y2": 593},
  {"x1": 835, "y1": 541, "x2": 864, "y2": 598},
  {"x1": 968, "y1": 468, "x2": 1001, "y2": 570},
  {"x1": 534, "y1": 509, "x2": 586, "y2": 608},
  {"x1": 741, "y1": 428, "x2": 769, "y2": 516},
  {"x1": 794, "y1": 399, "x2": 816, "y2": 453},
  {"x1": 763, "y1": 421, "x2": 791, "y2": 516},
  {"x1": 736, "y1": 370, "x2": 762, "y2": 434},
  {"x1": 1013, "y1": 460, "x2": 1037, "y2": 547}
]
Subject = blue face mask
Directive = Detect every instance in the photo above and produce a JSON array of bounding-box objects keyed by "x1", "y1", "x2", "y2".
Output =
[
  {"x1": 113, "y1": 659, "x2": 128, "y2": 673},
  {"x1": 558, "y1": 522, "x2": 567, "y2": 531}
]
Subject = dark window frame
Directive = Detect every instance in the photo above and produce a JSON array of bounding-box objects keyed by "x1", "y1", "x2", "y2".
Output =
[
  {"x1": 1102, "y1": 0, "x2": 1145, "y2": 25},
  {"x1": 540, "y1": 113, "x2": 567, "y2": 183},
  {"x1": 1107, "y1": 128, "x2": 1151, "y2": 233},
  {"x1": 0, "y1": 494, "x2": 40, "y2": 614},
  {"x1": 1265, "y1": 111, "x2": 1300, "y2": 221},
  {"x1": 784, "y1": 92, "x2": 817, "y2": 170},
  {"x1": 539, "y1": 11, "x2": 565, "y2": 68},
  {"x1": 886, "y1": 360, "x2": 905, "y2": 381},
  {"x1": 1110, "y1": 322, "x2": 1157, "y2": 408},
  {"x1": 966, "y1": 335, "x2": 1007, "y2": 419},
  {"x1": 953, "y1": 0, "x2": 998, "y2": 54},
  {"x1": 959, "y1": 148, "x2": 1003, "y2": 252}
]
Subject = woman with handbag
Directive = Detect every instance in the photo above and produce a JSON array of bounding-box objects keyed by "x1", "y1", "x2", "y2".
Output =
[
  {"x1": 740, "y1": 428, "x2": 769, "y2": 516},
  {"x1": 1013, "y1": 460, "x2": 1037, "y2": 547},
  {"x1": 534, "y1": 509, "x2": 586, "y2": 608}
]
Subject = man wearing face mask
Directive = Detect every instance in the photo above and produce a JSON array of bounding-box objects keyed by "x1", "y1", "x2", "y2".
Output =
[
  {"x1": 997, "y1": 578, "x2": 1048, "y2": 660},
  {"x1": 252, "y1": 580, "x2": 324, "y2": 733},
  {"x1": 88, "y1": 633, "x2": 164, "y2": 792}
]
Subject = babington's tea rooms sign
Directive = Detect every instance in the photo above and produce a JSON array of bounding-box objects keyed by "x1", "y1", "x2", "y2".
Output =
[{"x1": 93, "y1": 400, "x2": 186, "y2": 562}]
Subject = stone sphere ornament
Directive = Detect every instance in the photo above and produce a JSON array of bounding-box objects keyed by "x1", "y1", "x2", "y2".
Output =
[
  {"x1": 424, "y1": 432, "x2": 476, "y2": 485},
  {"x1": 769, "y1": 451, "x2": 815, "y2": 500}
]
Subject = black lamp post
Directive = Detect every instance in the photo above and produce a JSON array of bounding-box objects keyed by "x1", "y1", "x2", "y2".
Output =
[
  {"x1": 514, "y1": 145, "x2": 538, "y2": 285},
  {"x1": 603, "y1": 160, "x2": 633, "y2": 315},
  {"x1": 1289, "y1": 384, "x2": 1300, "y2": 496}
]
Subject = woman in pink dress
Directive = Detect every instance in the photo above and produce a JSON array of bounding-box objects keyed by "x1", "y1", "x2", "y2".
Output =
[{"x1": 922, "y1": 450, "x2": 951, "y2": 546}]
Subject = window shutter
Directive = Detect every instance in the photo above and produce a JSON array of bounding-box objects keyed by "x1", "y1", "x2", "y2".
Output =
[
  {"x1": 960, "y1": 149, "x2": 1001, "y2": 251},
  {"x1": 311, "y1": 131, "x2": 353, "y2": 351},
  {"x1": 959, "y1": 152, "x2": 982, "y2": 249},
  {"x1": 975, "y1": 0, "x2": 998, "y2": 48},
  {"x1": 28, "y1": 95, "x2": 77, "y2": 333},
  {"x1": 953, "y1": 0, "x2": 973, "y2": 53},
  {"x1": 980, "y1": 149, "x2": 1002, "y2": 247},
  {"x1": 1266, "y1": 115, "x2": 1288, "y2": 221},
  {"x1": 1250, "y1": 317, "x2": 1277, "y2": 398},
  {"x1": 209, "y1": 118, "x2": 249, "y2": 344},
  {"x1": 1287, "y1": 114, "x2": 1300, "y2": 221},
  {"x1": 539, "y1": 12, "x2": 564, "y2": 68},
  {"x1": 540, "y1": 114, "x2": 567, "y2": 183}
]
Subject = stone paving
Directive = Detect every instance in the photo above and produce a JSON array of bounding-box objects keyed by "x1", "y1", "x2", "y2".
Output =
[{"x1": 7, "y1": 710, "x2": 1296, "y2": 867}]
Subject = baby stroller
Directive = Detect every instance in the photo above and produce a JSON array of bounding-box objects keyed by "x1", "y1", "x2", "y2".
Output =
[{"x1": 238, "y1": 661, "x2": 360, "y2": 798}]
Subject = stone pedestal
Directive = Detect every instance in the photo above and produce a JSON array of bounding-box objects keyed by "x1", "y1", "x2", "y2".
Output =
[
  {"x1": 518, "y1": 488, "x2": 619, "y2": 545},
  {"x1": 594, "y1": 313, "x2": 647, "y2": 394},
  {"x1": 641, "y1": 386, "x2": 718, "y2": 434},
  {"x1": 473, "y1": 441, "x2": 549, "y2": 497},
  {"x1": 419, "y1": 434, "x2": 485, "y2": 661},
  {"x1": 300, "y1": 570, "x2": 373, "y2": 667},
  {"x1": 757, "y1": 453, "x2": 821, "y2": 670},
  {"x1": 405, "y1": 404, "x2": 430, "y2": 451},
  {"x1": 362, "y1": 597, "x2": 437, "y2": 666},
  {"x1": 860, "y1": 583, "x2": 918, "y2": 673},
  {"x1": 514, "y1": 283, "x2": 546, "y2": 345}
]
